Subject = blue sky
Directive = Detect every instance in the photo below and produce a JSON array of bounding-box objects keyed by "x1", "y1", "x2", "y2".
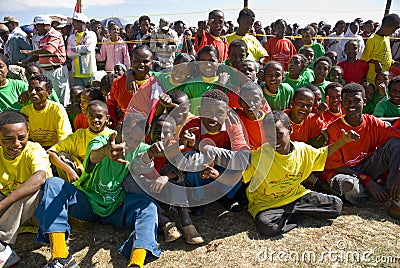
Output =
[{"x1": 1, "y1": 0, "x2": 399, "y2": 29}]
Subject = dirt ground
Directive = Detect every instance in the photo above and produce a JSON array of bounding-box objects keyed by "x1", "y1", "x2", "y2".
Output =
[{"x1": 13, "y1": 200, "x2": 400, "y2": 268}]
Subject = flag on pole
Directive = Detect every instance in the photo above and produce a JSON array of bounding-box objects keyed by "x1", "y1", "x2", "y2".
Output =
[{"x1": 74, "y1": 0, "x2": 79, "y2": 13}]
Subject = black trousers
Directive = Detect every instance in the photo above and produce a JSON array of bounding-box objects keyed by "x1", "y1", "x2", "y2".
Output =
[{"x1": 255, "y1": 191, "x2": 343, "y2": 236}]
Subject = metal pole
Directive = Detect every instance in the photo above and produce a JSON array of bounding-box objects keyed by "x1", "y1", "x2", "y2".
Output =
[
  {"x1": 384, "y1": 0, "x2": 392, "y2": 16},
  {"x1": 79, "y1": 0, "x2": 82, "y2": 12},
  {"x1": 244, "y1": 0, "x2": 248, "y2": 8}
]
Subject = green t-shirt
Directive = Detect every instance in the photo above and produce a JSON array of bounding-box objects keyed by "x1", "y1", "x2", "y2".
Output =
[
  {"x1": 301, "y1": 42, "x2": 325, "y2": 69},
  {"x1": 74, "y1": 135, "x2": 150, "y2": 217},
  {"x1": 313, "y1": 80, "x2": 331, "y2": 101},
  {"x1": 183, "y1": 77, "x2": 219, "y2": 115},
  {"x1": 363, "y1": 91, "x2": 384, "y2": 114},
  {"x1": 263, "y1": 82, "x2": 294, "y2": 111},
  {"x1": 153, "y1": 71, "x2": 187, "y2": 92},
  {"x1": 283, "y1": 69, "x2": 314, "y2": 90},
  {"x1": 373, "y1": 98, "x2": 400, "y2": 117},
  {"x1": 0, "y1": 79, "x2": 27, "y2": 112}
]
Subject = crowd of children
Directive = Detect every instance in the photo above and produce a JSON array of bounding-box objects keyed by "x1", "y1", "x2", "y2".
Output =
[{"x1": 0, "y1": 8, "x2": 400, "y2": 268}]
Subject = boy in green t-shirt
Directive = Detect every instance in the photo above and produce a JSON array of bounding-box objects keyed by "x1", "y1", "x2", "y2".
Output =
[
  {"x1": 373, "y1": 76, "x2": 400, "y2": 121},
  {"x1": 35, "y1": 117, "x2": 166, "y2": 268}
]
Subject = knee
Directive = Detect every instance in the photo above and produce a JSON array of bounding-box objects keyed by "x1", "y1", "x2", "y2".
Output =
[{"x1": 255, "y1": 215, "x2": 283, "y2": 237}]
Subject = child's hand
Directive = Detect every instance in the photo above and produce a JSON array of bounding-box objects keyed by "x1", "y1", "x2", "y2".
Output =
[
  {"x1": 105, "y1": 132, "x2": 129, "y2": 164},
  {"x1": 218, "y1": 72, "x2": 230, "y2": 87},
  {"x1": 18, "y1": 91, "x2": 30, "y2": 105},
  {"x1": 180, "y1": 127, "x2": 198, "y2": 149},
  {"x1": 147, "y1": 176, "x2": 169, "y2": 193},
  {"x1": 159, "y1": 93, "x2": 179, "y2": 108},
  {"x1": 200, "y1": 157, "x2": 219, "y2": 179},
  {"x1": 317, "y1": 101, "x2": 329, "y2": 115},
  {"x1": 66, "y1": 168, "x2": 80, "y2": 183},
  {"x1": 376, "y1": 82, "x2": 387, "y2": 97},
  {"x1": 340, "y1": 129, "x2": 360, "y2": 143},
  {"x1": 126, "y1": 78, "x2": 139, "y2": 94},
  {"x1": 148, "y1": 140, "x2": 166, "y2": 159}
]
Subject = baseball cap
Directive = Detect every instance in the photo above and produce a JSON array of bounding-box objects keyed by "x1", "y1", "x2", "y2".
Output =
[
  {"x1": 0, "y1": 24, "x2": 9, "y2": 33},
  {"x1": 0, "y1": 16, "x2": 18, "y2": 24},
  {"x1": 70, "y1": 13, "x2": 89, "y2": 24},
  {"x1": 33, "y1": 15, "x2": 53, "y2": 25},
  {"x1": 92, "y1": 70, "x2": 107, "y2": 83},
  {"x1": 159, "y1": 18, "x2": 170, "y2": 31}
]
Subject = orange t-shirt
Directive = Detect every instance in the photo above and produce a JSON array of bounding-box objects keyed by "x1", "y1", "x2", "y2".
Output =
[
  {"x1": 284, "y1": 110, "x2": 326, "y2": 143},
  {"x1": 321, "y1": 114, "x2": 400, "y2": 181},
  {"x1": 236, "y1": 109, "x2": 265, "y2": 150},
  {"x1": 195, "y1": 31, "x2": 228, "y2": 62},
  {"x1": 264, "y1": 37, "x2": 297, "y2": 71},
  {"x1": 73, "y1": 113, "x2": 89, "y2": 131}
]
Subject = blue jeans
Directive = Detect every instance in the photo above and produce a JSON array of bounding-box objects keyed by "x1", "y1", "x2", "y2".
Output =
[
  {"x1": 34, "y1": 177, "x2": 161, "y2": 259},
  {"x1": 185, "y1": 165, "x2": 242, "y2": 201}
]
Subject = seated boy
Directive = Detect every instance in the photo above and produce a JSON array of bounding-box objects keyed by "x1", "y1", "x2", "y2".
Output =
[
  {"x1": 243, "y1": 110, "x2": 359, "y2": 236},
  {"x1": 20, "y1": 75, "x2": 72, "y2": 149},
  {"x1": 323, "y1": 83, "x2": 400, "y2": 219},
  {"x1": 47, "y1": 100, "x2": 114, "y2": 182},
  {"x1": 35, "y1": 126, "x2": 163, "y2": 267},
  {"x1": 180, "y1": 89, "x2": 250, "y2": 214},
  {"x1": 237, "y1": 82, "x2": 267, "y2": 150},
  {"x1": 0, "y1": 111, "x2": 52, "y2": 266},
  {"x1": 373, "y1": 76, "x2": 400, "y2": 121},
  {"x1": 283, "y1": 88, "x2": 326, "y2": 147}
]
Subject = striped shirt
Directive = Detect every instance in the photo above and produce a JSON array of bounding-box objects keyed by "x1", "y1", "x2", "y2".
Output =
[{"x1": 37, "y1": 27, "x2": 66, "y2": 69}]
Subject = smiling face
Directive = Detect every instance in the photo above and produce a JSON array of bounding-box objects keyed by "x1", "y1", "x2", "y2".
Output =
[
  {"x1": 375, "y1": 72, "x2": 390, "y2": 89},
  {"x1": 326, "y1": 86, "x2": 342, "y2": 113},
  {"x1": 342, "y1": 91, "x2": 364, "y2": 120},
  {"x1": 264, "y1": 64, "x2": 283, "y2": 94},
  {"x1": 171, "y1": 62, "x2": 191, "y2": 84},
  {"x1": 0, "y1": 123, "x2": 28, "y2": 159},
  {"x1": 86, "y1": 104, "x2": 109, "y2": 133},
  {"x1": 238, "y1": 87, "x2": 264, "y2": 120},
  {"x1": 237, "y1": 61, "x2": 257, "y2": 82},
  {"x1": 288, "y1": 55, "x2": 305, "y2": 77},
  {"x1": 131, "y1": 48, "x2": 153, "y2": 80},
  {"x1": 329, "y1": 68, "x2": 343, "y2": 83},
  {"x1": 28, "y1": 79, "x2": 50, "y2": 108},
  {"x1": 265, "y1": 119, "x2": 292, "y2": 155},
  {"x1": 209, "y1": 12, "x2": 225, "y2": 36},
  {"x1": 166, "y1": 96, "x2": 190, "y2": 126},
  {"x1": 289, "y1": 91, "x2": 314, "y2": 124},
  {"x1": 199, "y1": 99, "x2": 228, "y2": 133},
  {"x1": 314, "y1": 60, "x2": 330, "y2": 82},
  {"x1": 389, "y1": 82, "x2": 400, "y2": 105},
  {"x1": 198, "y1": 50, "x2": 219, "y2": 77}
]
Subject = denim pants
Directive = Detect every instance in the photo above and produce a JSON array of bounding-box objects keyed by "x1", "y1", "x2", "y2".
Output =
[
  {"x1": 34, "y1": 177, "x2": 161, "y2": 259},
  {"x1": 330, "y1": 138, "x2": 400, "y2": 205},
  {"x1": 185, "y1": 165, "x2": 243, "y2": 202}
]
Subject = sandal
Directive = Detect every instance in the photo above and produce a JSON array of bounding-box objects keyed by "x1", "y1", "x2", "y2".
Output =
[
  {"x1": 181, "y1": 224, "x2": 204, "y2": 245},
  {"x1": 162, "y1": 222, "x2": 182, "y2": 242}
]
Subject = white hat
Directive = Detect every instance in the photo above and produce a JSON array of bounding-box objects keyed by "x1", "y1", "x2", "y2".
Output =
[
  {"x1": 92, "y1": 70, "x2": 107, "y2": 82},
  {"x1": 33, "y1": 15, "x2": 52, "y2": 25},
  {"x1": 70, "y1": 13, "x2": 89, "y2": 24}
]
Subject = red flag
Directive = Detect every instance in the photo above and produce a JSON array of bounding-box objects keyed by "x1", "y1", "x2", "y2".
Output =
[{"x1": 74, "y1": 0, "x2": 79, "y2": 13}]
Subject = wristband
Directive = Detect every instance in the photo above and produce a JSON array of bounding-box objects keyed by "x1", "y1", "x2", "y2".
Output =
[{"x1": 357, "y1": 173, "x2": 372, "y2": 186}]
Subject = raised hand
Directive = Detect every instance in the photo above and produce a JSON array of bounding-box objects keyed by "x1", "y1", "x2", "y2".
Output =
[
  {"x1": 159, "y1": 93, "x2": 179, "y2": 108},
  {"x1": 105, "y1": 132, "x2": 129, "y2": 164},
  {"x1": 180, "y1": 127, "x2": 199, "y2": 149},
  {"x1": 340, "y1": 129, "x2": 360, "y2": 143}
]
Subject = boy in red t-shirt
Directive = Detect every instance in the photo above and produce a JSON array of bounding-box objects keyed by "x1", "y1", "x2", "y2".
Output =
[
  {"x1": 321, "y1": 82, "x2": 344, "y2": 126},
  {"x1": 180, "y1": 89, "x2": 250, "y2": 215},
  {"x1": 236, "y1": 82, "x2": 267, "y2": 150},
  {"x1": 337, "y1": 40, "x2": 368, "y2": 84},
  {"x1": 323, "y1": 83, "x2": 400, "y2": 219},
  {"x1": 283, "y1": 88, "x2": 326, "y2": 147},
  {"x1": 195, "y1": 10, "x2": 228, "y2": 62}
]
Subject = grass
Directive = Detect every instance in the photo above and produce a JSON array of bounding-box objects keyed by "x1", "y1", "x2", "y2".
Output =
[{"x1": 14, "y1": 200, "x2": 400, "y2": 268}]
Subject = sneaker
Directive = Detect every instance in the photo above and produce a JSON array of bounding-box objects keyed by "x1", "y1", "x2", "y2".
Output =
[
  {"x1": 43, "y1": 254, "x2": 79, "y2": 268},
  {"x1": 221, "y1": 197, "x2": 243, "y2": 212},
  {"x1": 388, "y1": 201, "x2": 400, "y2": 220},
  {"x1": 161, "y1": 222, "x2": 182, "y2": 243},
  {"x1": 0, "y1": 245, "x2": 20, "y2": 268}
]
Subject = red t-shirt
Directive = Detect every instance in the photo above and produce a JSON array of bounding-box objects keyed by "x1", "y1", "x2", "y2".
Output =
[
  {"x1": 337, "y1": 60, "x2": 368, "y2": 84},
  {"x1": 322, "y1": 114, "x2": 400, "y2": 181},
  {"x1": 180, "y1": 116, "x2": 249, "y2": 151},
  {"x1": 73, "y1": 113, "x2": 89, "y2": 131},
  {"x1": 227, "y1": 90, "x2": 271, "y2": 113},
  {"x1": 284, "y1": 110, "x2": 326, "y2": 142},
  {"x1": 264, "y1": 37, "x2": 297, "y2": 71},
  {"x1": 394, "y1": 118, "x2": 400, "y2": 129},
  {"x1": 236, "y1": 109, "x2": 265, "y2": 150},
  {"x1": 321, "y1": 109, "x2": 343, "y2": 126},
  {"x1": 195, "y1": 31, "x2": 228, "y2": 62}
]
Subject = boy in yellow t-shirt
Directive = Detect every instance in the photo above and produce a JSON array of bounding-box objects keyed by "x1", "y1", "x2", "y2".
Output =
[
  {"x1": 47, "y1": 100, "x2": 114, "y2": 182},
  {"x1": 243, "y1": 111, "x2": 359, "y2": 236},
  {"x1": 0, "y1": 111, "x2": 52, "y2": 266},
  {"x1": 20, "y1": 75, "x2": 72, "y2": 149}
]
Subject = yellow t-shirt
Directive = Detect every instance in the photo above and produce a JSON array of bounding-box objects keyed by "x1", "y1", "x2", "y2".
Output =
[
  {"x1": 360, "y1": 34, "x2": 393, "y2": 85},
  {"x1": 0, "y1": 141, "x2": 52, "y2": 196},
  {"x1": 243, "y1": 142, "x2": 328, "y2": 217},
  {"x1": 20, "y1": 101, "x2": 73, "y2": 147},
  {"x1": 226, "y1": 33, "x2": 268, "y2": 60},
  {"x1": 49, "y1": 127, "x2": 114, "y2": 161}
]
